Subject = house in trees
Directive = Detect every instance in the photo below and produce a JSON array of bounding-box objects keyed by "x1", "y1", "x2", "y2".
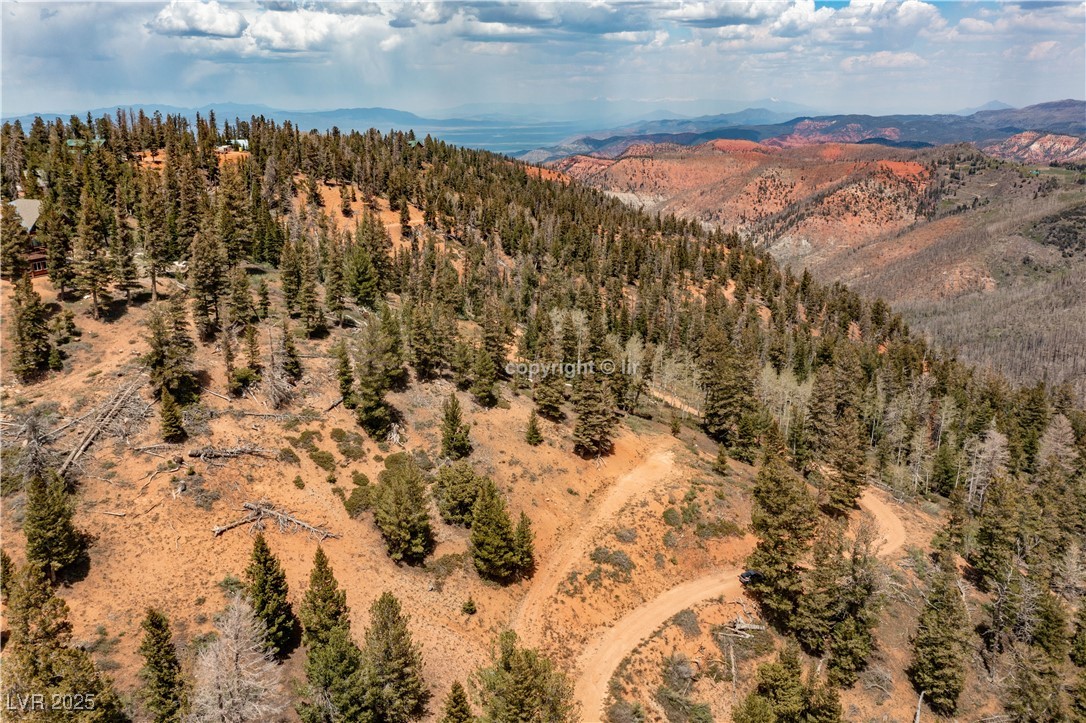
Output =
[{"x1": 12, "y1": 198, "x2": 47, "y2": 277}]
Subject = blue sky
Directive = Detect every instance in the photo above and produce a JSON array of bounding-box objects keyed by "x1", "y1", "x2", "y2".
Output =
[{"x1": 2, "y1": 1, "x2": 1083, "y2": 117}]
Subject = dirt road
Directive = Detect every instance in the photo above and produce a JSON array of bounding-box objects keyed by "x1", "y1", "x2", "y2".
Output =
[
  {"x1": 511, "y1": 447, "x2": 678, "y2": 646},
  {"x1": 573, "y1": 487, "x2": 908, "y2": 721}
]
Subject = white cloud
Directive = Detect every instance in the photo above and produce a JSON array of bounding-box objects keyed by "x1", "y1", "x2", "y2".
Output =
[
  {"x1": 379, "y1": 34, "x2": 404, "y2": 51},
  {"x1": 148, "y1": 0, "x2": 248, "y2": 38},
  {"x1": 1027, "y1": 40, "x2": 1062, "y2": 60},
  {"x1": 841, "y1": 50, "x2": 927, "y2": 72}
]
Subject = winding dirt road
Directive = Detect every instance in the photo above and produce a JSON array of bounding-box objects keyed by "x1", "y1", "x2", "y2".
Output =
[
  {"x1": 511, "y1": 447, "x2": 678, "y2": 646},
  {"x1": 573, "y1": 487, "x2": 908, "y2": 721}
]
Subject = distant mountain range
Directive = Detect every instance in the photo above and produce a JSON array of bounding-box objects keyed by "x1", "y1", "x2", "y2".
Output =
[
  {"x1": 2, "y1": 98, "x2": 822, "y2": 157},
  {"x1": 517, "y1": 100, "x2": 1086, "y2": 164}
]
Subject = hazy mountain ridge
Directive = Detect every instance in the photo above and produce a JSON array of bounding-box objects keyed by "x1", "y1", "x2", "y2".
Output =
[{"x1": 525, "y1": 100, "x2": 1086, "y2": 164}]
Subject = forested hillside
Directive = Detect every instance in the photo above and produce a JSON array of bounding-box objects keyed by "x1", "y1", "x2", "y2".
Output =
[{"x1": 1, "y1": 110, "x2": 1085, "y2": 721}]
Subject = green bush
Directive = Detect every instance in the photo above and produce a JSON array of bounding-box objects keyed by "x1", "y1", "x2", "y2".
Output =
[
  {"x1": 330, "y1": 428, "x2": 366, "y2": 461},
  {"x1": 662, "y1": 507, "x2": 682, "y2": 528},
  {"x1": 279, "y1": 447, "x2": 301, "y2": 465},
  {"x1": 292, "y1": 475, "x2": 305, "y2": 489},
  {"x1": 344, "y1": 485, "x2": 372, "y2": 518},
  {"x1": 308, "y1": 448, "x2": 337, "y2": 473},
  {"x1": 351, "y1": 471, "x2": 371, "y2": 486}
]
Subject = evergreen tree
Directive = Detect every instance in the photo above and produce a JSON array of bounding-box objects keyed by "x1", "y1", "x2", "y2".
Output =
[
  {"x1": 513, "y1": 511, "x2": 536, "y2": 577},
  {"x1": 1005, "y1": 649, "x2": 1065, "y2": 723},
  {"x1": 3, "y1": 562, "x2": 128, "y2": 719},
  {"x1": 139, "y1": 169, "x2": 170, "y2": 300},
  {"x1": 300, "y1": 547, "x2": 350, "y2": 648},
  {"x1": 281, "y1": 318, "x2": 303, "y2": 380},
  {"x1": 700, "y1": 325, "x2": 755, "y2": 448},
  {"x1": 73, "y1": 184, "x2": 113, "y2": 319},
  {"x1": 159, "y1": 389, "x2": 185, "y2": 442},
  {"x1": 299, "y1": 625, "x2": 366, "y2": 723},
  {"x1": 525, "y1": 409, "x2": 543, "y2": 446},
  {"x1": 440, "y1": 681, "x2": 474, "y2": 723},
  {"x1": 1031, "y1": 591, "x2": 1069, "y2": 661},
  {"x1": 474, "y1": 631, "x2": 576, "y2": 723},
  {"x1": 23, "y1": 470, "x2": 83, "y2": 580},
  {"x1": 325, "y1": 237, "x2": 347, "y2": 326},
  {"x1": 256, "y1": 278, "x2": 271, "y2": 319},
  {"x1": 1, "y1": 201, "x2": 30, "y2": 278},
  {"x1": 376, "y1": 305, "x2": 408, "y2": 388},
  {"x1": 1071, "y1": 602, "x2": 1086, "y2": 667},
  {"x1": 9, "y1": 275, "x2": 54, "y2": 382},
  {"x1": 346, "y1": 241, "x2": 379, "y2": 308},
  {"x1": 188, "y1": 227, "x2": 228, "y2": 339},
  {"x1": 227, "y1": 265, "x2": 253, "y2": 325},
  {"x1": 441, "y1": 392, "x2": 472, "y2": 460},
  {"x1": 433, "y1": 462, "x2": 484, "y2": 526},
  {"x1": 970, "y1": 474, "x2": 1020, "y2": 592},
  {"x1": 821, "y1": 403, "x2": 866, "y2": 515},
  {"x1": 908, "y1": 557, "x2": 970, "y2": 716},
  {"x1": 470, "y1": 480, "x2": 522, "y2": 583},
  {"x1": 793, "y1": 521, "x2": 845, "y2": 655},
  {"x1": 245, "y1": 533, "x2": 296, "y2": 658},
  {"x1": 360, "y1": 592, "x2": 431, "y2": 722},
  {"x1": 802, "y1": 669, "x2": 842, "y2": 723},
  {"x1": 298, "y1": 241, "x2": 324, "y2": 336},
  {"x1": 0, "y1": 549, "x2": 13, "y2": 604},
  {"x1": 144, "y1": 296, "x2": 197, "y2": 401},
  {"x1": 110, "y1": 214, "x2": 139, "y2": 305},
  {"x1": 138, "y1": 608, "x2": 185, "y2": 723},
  {"x1": 745, "y1": 455, "x2": 818, "y2": 625},
  {"x1": 374, "y1": 456, "x2": 434, "y2": 564},
  {"x1": 750, "y1": 644, "x2": 806, "y2": 722},
  {"x1": 409, "y1": 304, "x2": 445, "y2": 381},
  {"x1": 334, "y1": 339, "x2": 357, "y2": 408},
  {"x1": 572, "y1": 372, "x2": 614, "y2": 458},
  {"x1": 471, "y1": 345, "x2": 498, "y2": 407},
  {"x1": 355, "y1": 348, "x2": 392, "y2": 439},
  {"x1": 731, "y1": 694, "x2": 776, "y2": 723}
]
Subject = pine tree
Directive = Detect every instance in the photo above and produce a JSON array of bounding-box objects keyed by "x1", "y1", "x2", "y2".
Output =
[
  {"x1": 572, "y1": 372, "x2": 614, "y2": 458},
  {"x1": 803, "y1": 668, "x2": 843, "y2": 723},
  {"x1": 9, "y1": 275, "x2": 54, "y2": 382},
  {"x1": 73, "y1": 184, "x2": 113, "y2": 319},
  {"x1": 245, "y1": 533, "x2": 296, "y2": 658},
  {"x1": 346, "y1": 241, "x2": 379, "y2": 308},
  {"x1": 794, "y1": 521, "x2": 846, "y2": 654},
  {"x1": 299, "y1": 625, "x2": 366, "y2": 722},
  {"x1": 256, "y1": 278, "x2": 271, "y2": 319},
  {"x1": 745, "y1": 455, "x2": 818, "y2": 624},
  {"x1": 749, "y1": 644, "x2": 806, "y2": 721},
  {"x1": 159, "y1": 389, "x2": 185, "y2": 442},
  {"x1": 376, "y1": 305, "x2": 408, "y2": 388},
  {"x1": 188, "y1": 595, "x2": 286, "y2": 722},
  {"x1": 325, "y1": 237, "x2": 347, "y2": 326},
  {"x1": 409, "y1": 304, "x2": 444, "y2": 380},
  {"x1": 374, "y1": 456, "x2": 434, "y2": 564},
  {"x1": 138, "y1": 608, "x2": 185, "y2": 723},
  {"x1": 470, "y1": 480, "x2": 521, "y2": 583},
  {"x1": 822, "y1": 403, "x2": 866, "y2": 515},
  {"x1": 188, "y1": 227, "x2": 228, "y2": 339},
  {"x1": 300, "y1": 547, "x2": 350, "y2": 649},
  {"x1": 525, "y1": 409, "x2": 543, "y2": 446},
  {"x1": 360, "y1": 592, "x2": 431, "y2": 722},
  {"x1": 1, "y1": 201, "x2": 30, "y2": 278},
  {"x1": 441, "y1": 392, "x2": 472, "y2": 460},
  {"x1": 970, "y1": 473, "x2": 1020, "y2": 592},
  {"x1": 433, "y1": 462, "x2": 484, "y2": 526},
  {"x1": 298, "y1": 242, "x2": 324, "y2": 336},
  {"x1": 281, "y1": 318, "x2": 303, "y2": 380},
  {"x1": 355, "y1": 348, "x2": 391, "y2": 439},
  {"x1": 4, "y1": 563, "x2": 127, "y2": 719},
  {"x1": 23, "y1": 470, "x2": 83, "y2": 580},
  {"x1": 334, "y1": 339, "x2": 357, "y2": 408},
  {"x1": 144, "y1": 296, "x2": 197, "y2": 401},
  {"x1": 474, "y1": 631, "x2": 576, "y2": 723},
  {"x1": 0, "y1": 549, "x2": 13, "y2": 604},
  {"x1": 216, "y1": 159, "x2": 251, "y2": 264},
  {"x1": 227, "y1": 265, "x2": 253, "y2": 325},
  {"x1": 471, "y1": 345, "x2": 498, "y2": 407},
  {"x1": 440, "y1": 681, "x2": 474, "y2": 723},
  {"x1": 1005, "y1": 648, "x2": 1066, "y2": 722},
  {"x1": 1071, "y1": 602, "x2": 1086, "y2": 667},
  {"x1": 139, "y1": 169, "x2": 170, "y2": 300},
  {"x1": 110, "y1": 214, "x2": 139, "y2": 305},
  {"x1": 908, "y1": 557, "x2": 970, "y2": 716},
  {"x1": 731, "y1": 694, "x2": 776, "y2": 723},
  {"x1": 699, "y1": 325, "x2": 755, "y2": 447},
  {"x1": 513, "y1": 511, "x2": 536, "y2": 577}
]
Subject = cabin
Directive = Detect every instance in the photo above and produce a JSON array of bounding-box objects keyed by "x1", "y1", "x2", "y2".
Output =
[{"x1": 11, "y1": 198, "x2": 47, "y2": 277}]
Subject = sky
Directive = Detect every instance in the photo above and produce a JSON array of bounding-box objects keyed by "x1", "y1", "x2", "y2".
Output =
[{"x1": 1, "y1": 0, "x2": 1084, "y2": 118}]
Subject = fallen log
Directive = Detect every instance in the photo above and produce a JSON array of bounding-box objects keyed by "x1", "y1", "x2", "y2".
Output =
[
  {"x1": 323, "y1": 396, "x2": 345, "y2": 413},
  {"x1": 213, "y1": 502, "x2": 339, "y2": 540},
  {"x1": 188, "y1": 445, "x2": 274, "y2": 460},
  {"x1": 59, "y1": 372, "x2": 145, "y2": 475}
]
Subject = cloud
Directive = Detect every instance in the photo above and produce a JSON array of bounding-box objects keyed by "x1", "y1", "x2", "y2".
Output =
[
  {"x1": 379, "y1": 34, "x2": 404, "y2": 51},
  {"x1": 662, "y1": 1, "x2": 790, "y2": 28},
  {"x1": 841, "y1": 50, "x2": 927, "y2": 72},
  {"x1": 1027, "y1": 40, "x2": 1062, "y2": 60},
  {"x1": 260, "y1": 0, "x2": 381, "y2": 14},
  {"x1": 148, "y1": 0, "x2": 248, "y2": 38}
]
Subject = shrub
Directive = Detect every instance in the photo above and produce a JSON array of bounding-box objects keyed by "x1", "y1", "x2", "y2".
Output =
[
  {"x1": 461, "y1": 597, "x2": 477, "y2": 615},
  {"x1": 433, "y1": 461, "x2": 485, "y2": 526},
  {"x1": 344, "y1": 485, "x2": 372, "y2": 518},
  {"x1": 330, "y1": 428, "x2": 366, "y2": 461},
  {"x1": 292, "y1": 475, "x2": 305, "y2": 489},
  {"x1": 279, "y1": 447, "x2": 301, "y2": 465},
  {"x1": 308, "y1": 448, "x2": 337, "y2": 473},
  {"x1": 662, "y1": 507, "x2": 682, "y2": 528}
]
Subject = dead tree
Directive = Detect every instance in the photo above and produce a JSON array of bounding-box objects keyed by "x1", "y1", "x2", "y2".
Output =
[
  {"x1": 188, "y1": 445, "x2": 274, "y2": 461},
  {"x1": 59, "y1": 372, "x2": 146, "y2": 475},
  {"x1": 213, "y1": 502, "x2": 339, "y2": 541}
]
